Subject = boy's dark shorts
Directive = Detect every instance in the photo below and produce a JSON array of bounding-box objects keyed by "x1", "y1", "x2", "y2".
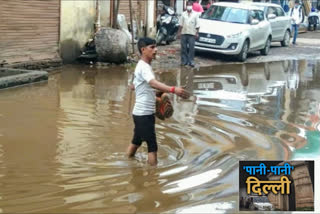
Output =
[{"x1": 132, "y1": 114, "x2": 157, "y2": 153}]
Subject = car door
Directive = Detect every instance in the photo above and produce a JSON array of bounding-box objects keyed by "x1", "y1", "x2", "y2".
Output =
[
  {"x1": 248, "y1": 10, "x2": 262, "y2": 49},
  {"x1": 275, "y1": 6, "x2": 289, "y2": 39},
  {"x1": 255, "y1": 10, "x2": 269, "y2": 48},
  {"x1": 266, "y1": 6, "x2": 281, "y2": 40}
]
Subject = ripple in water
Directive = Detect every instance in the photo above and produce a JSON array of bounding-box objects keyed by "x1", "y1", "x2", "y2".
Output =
[{"x1": 0, "y1": 61, "x2": 319, "y2": 213}]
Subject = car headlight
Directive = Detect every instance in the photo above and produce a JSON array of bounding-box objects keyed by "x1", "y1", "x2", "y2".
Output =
[{"x1": 227, "y1": 32, "x2": 242, "y2": 38}]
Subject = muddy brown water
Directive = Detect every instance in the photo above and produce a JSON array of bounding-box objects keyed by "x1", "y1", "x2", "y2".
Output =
[{"x1": 0, "y1": 60, "x2": 319, "y2": 213}]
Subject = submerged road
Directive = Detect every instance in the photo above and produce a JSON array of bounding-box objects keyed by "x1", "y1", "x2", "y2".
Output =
[{"x1": 0, "y1": 59, "x2": 319, "y2": 213}]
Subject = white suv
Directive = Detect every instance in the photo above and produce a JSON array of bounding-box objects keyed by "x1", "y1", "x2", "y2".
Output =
[
  {"x1": 250, "y1": 3, "x2": 292, "y2": 46},
  {"x1": 195, "y1": 2, "x2": 273, "y2": 62}
]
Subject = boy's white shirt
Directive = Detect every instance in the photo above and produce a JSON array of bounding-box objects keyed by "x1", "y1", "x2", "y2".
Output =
[{"x1": 132, "y1": 60, "x2": 156, "y2": 116}]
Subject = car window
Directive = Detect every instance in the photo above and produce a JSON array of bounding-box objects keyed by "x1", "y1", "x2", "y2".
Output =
[
  {"x1": 201, "y1": 5, "x2": 249, "y2": 24},
  {"x1": 250, "y1": 10, "x2": 257, "y2": 23},
  {"x1": 251, "y1": 10, "x2": 264, "y2": 21},
  {"x1": 256, "y1": 10, "x2": 265, "y2": 21},
  {"x1": 276, "y1": 7, "x2": 285, "y2": 16},
  {"x1": 267, "y1": 6, "x2": 277, "y2": 16}
]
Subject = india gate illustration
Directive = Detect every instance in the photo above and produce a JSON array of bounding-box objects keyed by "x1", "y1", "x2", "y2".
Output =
[{"x1": 267, "y1": 161, "x2": 314, "y2": 211}]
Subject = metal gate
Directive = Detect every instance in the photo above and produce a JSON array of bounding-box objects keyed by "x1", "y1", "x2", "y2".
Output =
[{"x1": 0, "y1": 0, "x2": 60, "y2": 64}]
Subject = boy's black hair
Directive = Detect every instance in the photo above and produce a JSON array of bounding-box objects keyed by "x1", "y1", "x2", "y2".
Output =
[{"x1": 137, "y1": 37, "x2": 156, "y2": 54}]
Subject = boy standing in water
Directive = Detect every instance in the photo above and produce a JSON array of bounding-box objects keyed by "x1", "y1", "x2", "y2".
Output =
[{"x1": 126, "y1": 37, "x2": 189, "y2": 166}]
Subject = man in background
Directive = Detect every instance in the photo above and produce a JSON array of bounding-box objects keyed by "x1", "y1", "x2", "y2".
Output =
[
  {"x1": 177, "y1": 0, "x2": 200, "y2": 67},
  {"x1": 289, "y1": 0, "x2": 303, "y2": 45},
  {"x1": 308, "y1": 7, "x2": 319, "y2": 31}
]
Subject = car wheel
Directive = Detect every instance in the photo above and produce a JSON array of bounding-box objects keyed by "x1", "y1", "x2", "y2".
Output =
[
  {"x1": 237, "y1": 40, "x2": 249, "y2": 62},
  {"x1": 261, "y1": 37, "x2": 271, "y2": 55},
  {"x1": 281, "y1": 30, "x2": 290, "y2": 47}
]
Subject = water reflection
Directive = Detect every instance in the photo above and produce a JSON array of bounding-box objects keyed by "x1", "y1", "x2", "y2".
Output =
[
  {"x1": 0, "y1": 60, "x2": 319, "y2": 213},
  {"x1": 188, "y1": 60, "x2": 320, "y2": 161}
]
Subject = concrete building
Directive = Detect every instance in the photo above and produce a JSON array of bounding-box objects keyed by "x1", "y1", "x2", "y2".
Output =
[
  {"x1": 0, "y1": 0, "x2": 61, "y2": 65},
  {"x1": 1, "y1": 0, "x2": 157, "y2": 66}
]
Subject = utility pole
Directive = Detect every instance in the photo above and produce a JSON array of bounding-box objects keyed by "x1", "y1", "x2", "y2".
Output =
[
  {"x1": 95, "y1": 0, "x2": 101, "y2": 32},
  {"x1": 129, "y1": 0, "x2": 135, "y2": 54},
  {"x1": 112, "y1": 0, "x2": 121, "y2": 29}
]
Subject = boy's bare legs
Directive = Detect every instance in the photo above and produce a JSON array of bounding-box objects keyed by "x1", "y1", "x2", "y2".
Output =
[
  {"x1": 127, "y1": 144, "x2": 139, "y2": 157},
  {"x1": 148, "y1": 152, "x2": 158, "y2": 166},
  {"x1": 127, "y1": 145, "x2": 158, "y2": 166}
]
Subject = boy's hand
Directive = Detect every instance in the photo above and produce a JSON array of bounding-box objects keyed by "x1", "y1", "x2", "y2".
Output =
[
  {"x1": 174, "y1": 87, "x2": 190, "y2": 99},
  {"x1": 129, "y1": 84, "x2": 135, "y2": 91}
]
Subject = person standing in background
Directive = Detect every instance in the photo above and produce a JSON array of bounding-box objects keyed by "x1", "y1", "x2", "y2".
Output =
[
  {"x1": 289, "y1": 0, "x2": 303, "y2": 45},
  {"x1": 308, "y1": 7, "x2": 319, "y2": 31},
  {"x1": 177, "y1": 0, "x2": 200, "y2": 67}
]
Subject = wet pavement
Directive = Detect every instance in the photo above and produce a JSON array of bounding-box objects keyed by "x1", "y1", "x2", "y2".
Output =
[{"x1": 0, "y1": 59, "x2": 319, "y2": 213}]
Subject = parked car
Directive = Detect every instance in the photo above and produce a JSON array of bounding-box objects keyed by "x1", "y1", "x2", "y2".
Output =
[
  {"x1": 195, "y1": 2, "x2": 273, "y2": 62},
  {"x1": 249, "y1": 3, "x2": 292, "y2": 46},
  {"x1": 249, "y1": 196, "x2": 274, "y2": 211}
]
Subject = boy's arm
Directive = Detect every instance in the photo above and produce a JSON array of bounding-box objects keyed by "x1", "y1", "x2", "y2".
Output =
[{"x1": 149, "y1": 79, "x2": 190, "y2": 99}]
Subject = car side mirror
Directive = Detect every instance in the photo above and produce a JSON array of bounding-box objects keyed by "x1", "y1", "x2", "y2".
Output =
[
  {"x1": 268, "y1": 14, "x2": 276, "y2": 19},
  {"x1": 251, "y1": 19, "x2": 259, "y2": 25}
]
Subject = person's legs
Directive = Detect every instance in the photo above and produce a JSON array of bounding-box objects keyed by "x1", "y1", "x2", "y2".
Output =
[
  {"x1": 185, "y1": 35, "x2": 191, "y2": 65},
  {"x1": 127, "y1": 144, "x2": 139, "y2": 157},
  {"x1": 314, "y1": 17, "x2": 318, "y2": 31},
  {"x1": 292, "y1": 24, "x2": 299, "y2": 44},
  {"x1": 144, "y1": 115, "x2": 158, "y2": 165},
  {"x1": 308, "y1": 17, "x2": 313, "y2": 31},
  {"x1": 127, "y1": 115, "x2": 142, "y2": 157},
  {"x1": 148, "y1": 152, "x2": 158, "y2": 166},
  {"x1": 128, "y1": 114, "x2": 158, "y2": 165},
  {"x1": 180, "y1": 34, "x2": 188, "y2": 65},
  {"x1": 188, "y1": 35, "x2": 195, "y2": 66}
]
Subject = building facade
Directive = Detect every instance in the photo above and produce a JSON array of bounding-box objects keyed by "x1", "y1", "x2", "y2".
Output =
[
  {"x1": 1, "y1": 0, "x2": 158, "y2": 65},
  {"x1": 0, "y1": 0, "x2": 60, "y2": 65}
]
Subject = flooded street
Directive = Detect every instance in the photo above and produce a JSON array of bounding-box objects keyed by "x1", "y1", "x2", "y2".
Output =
[{"x1": 0, "y1": 60, "x2": 319, "y2": 213}]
